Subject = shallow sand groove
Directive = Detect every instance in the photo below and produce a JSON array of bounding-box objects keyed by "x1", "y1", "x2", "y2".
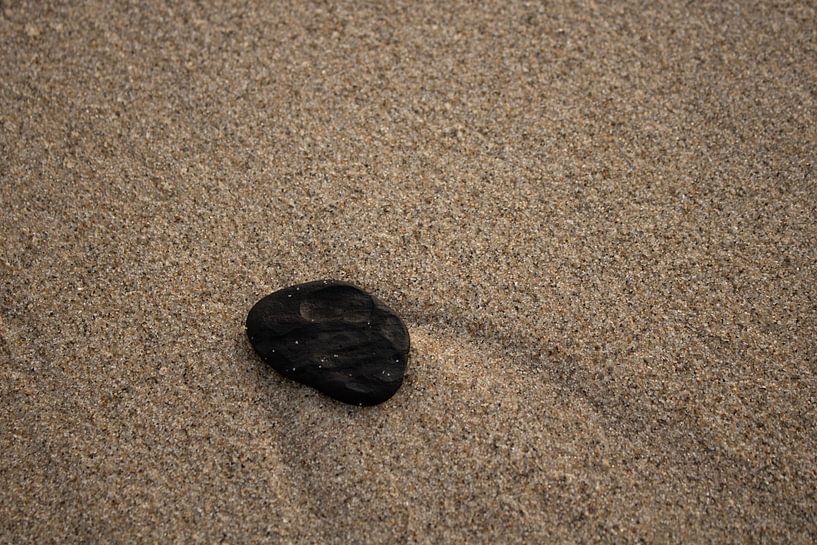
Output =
[{"x1": 2, "y1": 0, "x2": 816, "y2": 543}]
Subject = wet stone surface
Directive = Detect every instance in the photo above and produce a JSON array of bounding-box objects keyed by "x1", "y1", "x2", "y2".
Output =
[{"x1": 246, "y1": 280, "x2": 410, "y2": 406}]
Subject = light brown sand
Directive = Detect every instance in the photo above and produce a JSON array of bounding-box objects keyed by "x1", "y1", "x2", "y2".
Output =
[{"x1": 1, "y1": 1, "x2": 816, "y2": 543}]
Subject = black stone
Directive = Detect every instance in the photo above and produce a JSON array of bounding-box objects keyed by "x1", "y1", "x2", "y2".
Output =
[{"x1": 246, "y1": 280, "x2": 410, "y2": 406}]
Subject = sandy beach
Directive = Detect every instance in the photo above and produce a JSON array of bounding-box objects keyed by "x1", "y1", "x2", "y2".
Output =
[{"x1": 2, "y1": 1, "x2": 816, "y2": 543}]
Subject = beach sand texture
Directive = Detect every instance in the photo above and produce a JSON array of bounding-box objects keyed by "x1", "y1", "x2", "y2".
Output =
[{"x1": 1, "y1": 1, "x2": 816, "y2": 543}]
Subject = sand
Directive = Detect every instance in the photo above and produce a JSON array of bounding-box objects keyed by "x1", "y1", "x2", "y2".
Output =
[{"x1": 1, "y1": 1, "x2": 816, "y2": 543}]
